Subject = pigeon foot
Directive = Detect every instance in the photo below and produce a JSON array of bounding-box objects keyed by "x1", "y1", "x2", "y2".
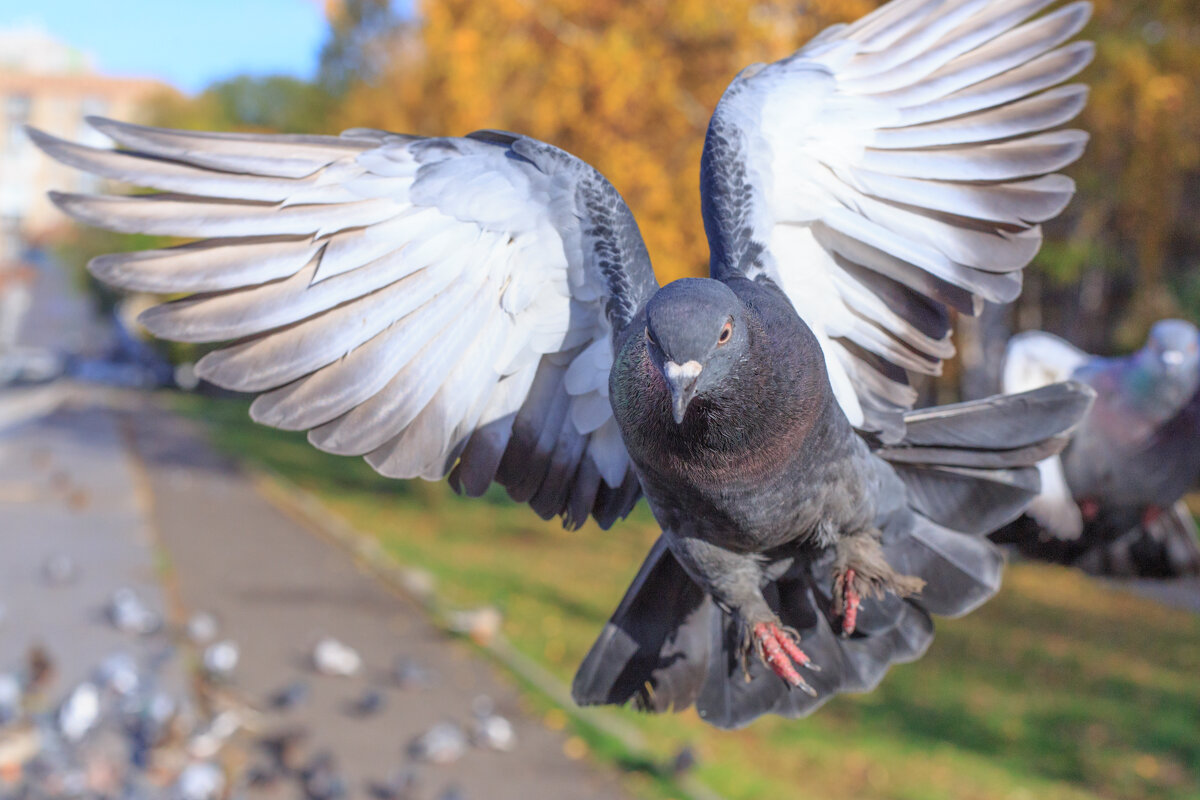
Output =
[
  {"x1": 839, "y1": 568, "x2": 862, "y2": 634},
  {"x1": 1079, "y1": 497, "x2": 1099, "y2": 522},
  {"x1": 833, "y1": 534, "x2": 925, "y2": 636},
  {"x1": 752, "y1": 622, "x2": 817, "y2": 695}
]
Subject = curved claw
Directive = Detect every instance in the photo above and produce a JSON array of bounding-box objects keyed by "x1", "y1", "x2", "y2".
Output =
[{"x1": 753, "y1": 622, "x2": 817, "y2": 695}]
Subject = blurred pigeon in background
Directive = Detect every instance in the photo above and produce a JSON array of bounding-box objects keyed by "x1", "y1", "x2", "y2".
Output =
[
  {"x1": 34, "y1": 0, "x2": 1095, "y2": 727},
  {"x1": 185, "y1": 612, "x2": 218, "y2": 645},
  {"x1": 469, "y1": 695, "x2": 515, "y2": 752},
  {"x1": 107, "y1": 588, "x2": 160, "y2": 635},
  {"x1": 408, "y1": 722, "x2": 468, "y2": 765},
  {"x1": 0, "y1": 672, "x2": 20, "y2": 725},
  {"x1": 269, "y1": 680, "x2": 311, "y2": 711},
  {"x1": 201, "y1": 640, "x2": 239, "y2": 682},
  {"x1": 172, "y1": 762, "x2": 225, "y2": 800},
  {"x1": 348, "y1": 688, "x2": 385, "y2": 717},
  {"x1": 995, "y1": 320, "x2": 1200, "y2": 576},
  {"x1": 311, "y1": 638, "x2": 361, "y2": 677},
  {"x1": 369, "y1": 767, "x2": 420, "y2": 800},
  {"x1": 392, "y1": 657, "x2": 433, "y2": 690},
  {"x1": 57, "y1": 682, "x2": 100, "y2": 742}
]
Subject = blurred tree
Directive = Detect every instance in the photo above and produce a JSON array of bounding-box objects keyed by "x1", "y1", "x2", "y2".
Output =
[
  {"x1": 334, "y1": 0, "x2": 872, "y2": 285},
  {"x1": 1020, "y1": 1, "x2": 1200, "y2": 350},
  {"x1": 141, "y1": 75, "x2": 336, "y2": 134},
  {"x1": 319, "y1": 0, "x2": 407, "y2": 94}
]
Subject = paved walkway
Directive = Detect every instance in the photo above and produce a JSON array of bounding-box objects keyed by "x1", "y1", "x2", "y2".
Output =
[
  {"x1": 0, "y1": 393, "x2": 179, "y2": 695},
  {"x1": 0, "y1": 389, "x2": 629, "y2": 799}
]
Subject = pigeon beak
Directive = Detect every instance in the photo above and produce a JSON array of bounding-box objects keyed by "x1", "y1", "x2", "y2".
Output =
[
  {"x1": 1162, "y1": 349, "x2": 1185, "y2": 367},
  {"x1": 664, "y1": 360, "x2": 703, "y2": 424}
]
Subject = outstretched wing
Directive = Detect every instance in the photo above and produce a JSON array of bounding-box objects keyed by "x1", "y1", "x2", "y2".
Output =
[
  {"x1": 701, "y1": 0, "x2": 1093, "y2": 439},
  {"x1": 1001, "y1": 329, "x2": 1090, "y2": 537},
  {"x1": 34, "y1": 119, "x2": 659, "y2": 529}
]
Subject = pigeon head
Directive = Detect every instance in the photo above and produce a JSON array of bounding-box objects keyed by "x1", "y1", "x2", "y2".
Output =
[
  {"x1": 645, "y1": 278, "x2": 747, "y2": 424},
  {"x1": 1137, "y1": 319, "x2": 1200, "y2": 403}
]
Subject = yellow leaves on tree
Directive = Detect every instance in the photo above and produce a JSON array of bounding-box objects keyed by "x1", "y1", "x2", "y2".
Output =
[{"x1": 336, "y1": 0, "x2": 874, "y2": 284}]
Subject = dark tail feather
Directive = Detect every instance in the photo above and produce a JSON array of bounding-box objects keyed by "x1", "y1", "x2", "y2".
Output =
[
  {"x1": 574, "y1": 536, "x2": 937, "y2": 730},
  {"x1": 576, "y1": 386, "x2": 1092, "y2": 728},
  {"x1": 879, "y1": 513, "x2": 1004, "y2": 617},
  {"x1": 695, "y1": 571, "x2": 934, "y2": 728},
  {"x1": 572, "y1": 537, "x2": 714, "y2": 713},
  {"x1": 878, "y1": 382, "x2": 1094, "y2": 536}
]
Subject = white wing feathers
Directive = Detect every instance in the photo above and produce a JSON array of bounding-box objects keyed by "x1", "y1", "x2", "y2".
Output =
[
  {"x1": 1002, "y1": 329, "x2": 1090, "y2": 537},
  {"x1": 703, "y1": 0, "x2": 1093, "y2": 438},
  {"x1": 34, "y1": 120, "x2": 657, "y2": 528}
]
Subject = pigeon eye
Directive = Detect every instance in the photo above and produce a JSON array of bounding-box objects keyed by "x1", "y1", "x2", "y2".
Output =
[{"x1": 718, "y1": 322, "x2": 733, "y2": 345}]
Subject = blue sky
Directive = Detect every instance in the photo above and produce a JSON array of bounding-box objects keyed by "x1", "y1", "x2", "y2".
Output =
[{"x1": 0, "y1": 0, "x2": 331, "y2": 94}]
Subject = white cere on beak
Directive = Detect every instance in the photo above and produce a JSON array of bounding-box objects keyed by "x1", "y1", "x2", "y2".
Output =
[
  {"x1": 1163, "y1": 349, "x2": 1185, "y2": 366},
  {"x1": 665, "y1": 360, "x2": 703, "y2": 383}
]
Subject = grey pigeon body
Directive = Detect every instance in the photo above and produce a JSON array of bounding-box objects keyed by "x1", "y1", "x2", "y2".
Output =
[
  {"x1": 35, "y1": 0, "x2": 1096, "y2": 728},
  {"x1": 997, "y1": 321, "x2": 1200, "y2": 577},
  {"x1": 577, "y1": 275, "x2": 1090, "y2": 726}
]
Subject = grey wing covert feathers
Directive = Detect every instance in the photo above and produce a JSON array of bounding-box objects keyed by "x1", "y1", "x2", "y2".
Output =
[{"x1": 32, "y1": 120, "x2": 659, "y2": 528}]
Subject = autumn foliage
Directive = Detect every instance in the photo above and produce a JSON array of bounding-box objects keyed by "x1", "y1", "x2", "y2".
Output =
[{"x1": 333, "y1": 0, "x2": 873, "y2": 285}]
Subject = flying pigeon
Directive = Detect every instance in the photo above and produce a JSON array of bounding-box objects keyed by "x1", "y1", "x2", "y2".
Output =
[
  {"x1": 34, "y1": 0, "x2": 1095, "y2": 728},
  {"x1": 995, "y1": 320, "x2": 1200, "y2": 576}
]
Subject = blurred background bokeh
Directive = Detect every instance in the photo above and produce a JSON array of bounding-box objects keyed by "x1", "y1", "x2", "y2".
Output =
[{"x1": 0, "y1": 2, "x2": 1198, "y2": 799}]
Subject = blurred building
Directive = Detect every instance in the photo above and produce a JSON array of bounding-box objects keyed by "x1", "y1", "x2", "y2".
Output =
[{"x1": 0, "y1": 24, "x2": 165, "y2": 260}]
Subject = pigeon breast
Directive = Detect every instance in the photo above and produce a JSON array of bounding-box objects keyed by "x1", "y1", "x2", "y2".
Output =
[{"x1": 611, "y1": 277, "x2": 872, "y2": 552}]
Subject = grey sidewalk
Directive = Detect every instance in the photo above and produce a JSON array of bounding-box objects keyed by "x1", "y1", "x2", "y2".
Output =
[{"x1": 0, "y1": 389, "x2": 630, "y2": 799}]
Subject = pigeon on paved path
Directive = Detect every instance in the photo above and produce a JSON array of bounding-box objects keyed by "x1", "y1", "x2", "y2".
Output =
[
  {"x1": 995, "y1": 321, "x2": 1200, "y2": 576},
  {"x1": 269, "y1": 680, "x2": 311, "y2": 711},
  {"x1": 35, "y1": 0, "x2": 1095, "y2": 727}
]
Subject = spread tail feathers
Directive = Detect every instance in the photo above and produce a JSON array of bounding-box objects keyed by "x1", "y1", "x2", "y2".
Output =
[
  {"x1": 574, "y1": 383, "x2": 1091, "y2": 729},
  {"x1": 573, "y1": 535, "x2": 937, "y2": 729},
  {"x1": 876, "y1": 382, "x2": 1094, "y2": 535}
]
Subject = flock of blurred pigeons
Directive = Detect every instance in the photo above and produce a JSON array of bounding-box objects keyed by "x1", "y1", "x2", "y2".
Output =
[{"x1": 0, "y1": 554, "x2": 516, "y2": 800}]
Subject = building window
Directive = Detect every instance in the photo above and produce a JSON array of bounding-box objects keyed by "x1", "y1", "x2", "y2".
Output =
[{"x1": 4, "y1": 94, "x2": 31, "y2": 156}]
